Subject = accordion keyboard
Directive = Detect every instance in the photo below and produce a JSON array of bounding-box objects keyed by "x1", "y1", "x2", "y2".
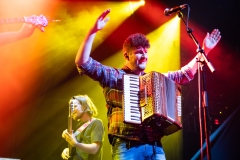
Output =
[{"x1": 122, "y1": 74, "x2": 142, "y2": 124}]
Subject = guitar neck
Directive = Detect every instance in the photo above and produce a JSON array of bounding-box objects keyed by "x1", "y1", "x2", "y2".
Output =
[
  {"x1": 0, "y1": 17, "x2": 26, "y2": 25},
  {"x1": 68, "y1": 116, "x2": 73, "y2": 155},
  {"x1": 68, "y1": 116, "x2": 76, "y2": 159}
]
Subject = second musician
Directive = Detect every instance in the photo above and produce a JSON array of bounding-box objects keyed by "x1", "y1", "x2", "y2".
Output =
[{"x1": 61, "y1": 95, "x2": 104, "y2": 160}]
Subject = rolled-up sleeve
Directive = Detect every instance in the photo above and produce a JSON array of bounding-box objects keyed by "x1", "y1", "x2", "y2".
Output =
[
  {"x1": 76, "y1": 57, "x2": 93, "y2": 75},
  {"x1": 167, "y1": 64, "x2": 194, "y2": 85},
  {"x1": 76, "y1": 57, "x2": 119, "y2": 88}
]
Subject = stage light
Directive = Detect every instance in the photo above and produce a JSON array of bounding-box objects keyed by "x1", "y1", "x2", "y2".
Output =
[
  {"x1": 139, "y1": 0, "x2": 145, "y2": 6},
  {"x1": 129, "y1": 0, "x2": 145, "y2": 14}
]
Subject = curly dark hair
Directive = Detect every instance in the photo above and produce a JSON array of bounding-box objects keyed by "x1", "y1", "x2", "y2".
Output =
[{"x1": 123, "y1": 33, "x2": 150, "y2": 55}]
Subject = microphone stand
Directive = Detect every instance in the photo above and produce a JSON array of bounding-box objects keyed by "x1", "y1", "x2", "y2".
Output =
[{"x1": 177, "y1": 11, "x2": 214, "y2": 160}]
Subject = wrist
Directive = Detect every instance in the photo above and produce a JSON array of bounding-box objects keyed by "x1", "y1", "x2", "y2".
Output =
[
  {"x1": 74, "y1": 141, "x2": 78, "y2": 147},
  {"x1": 89, "y1": 27, "x2": 98, "y2": 34},
  {"x1": 202, "y1": 46, "x2": 210, "y2": 55}
]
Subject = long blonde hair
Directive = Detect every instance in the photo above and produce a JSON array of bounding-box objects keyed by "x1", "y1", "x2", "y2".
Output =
[{"x1": 70, "y1": 95, "x2": 98, "y2": 117}]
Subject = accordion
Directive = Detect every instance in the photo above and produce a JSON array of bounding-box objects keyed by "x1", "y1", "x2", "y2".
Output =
[{"x1": 123, "y1": 71, "x2": 182, "y2": 135}]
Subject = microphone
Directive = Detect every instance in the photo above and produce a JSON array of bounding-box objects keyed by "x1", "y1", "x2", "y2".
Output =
[{"x1": 164, "y1": 4, "x2": 187, "y2": 16}]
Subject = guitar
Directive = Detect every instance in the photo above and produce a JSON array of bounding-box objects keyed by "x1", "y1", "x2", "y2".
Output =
[
  {"x1": 68, "y1": 99, "x2": 76, "y2": 160},
  {"x1": 0, "y1": 14, "x2": 48, "y2": 32}
]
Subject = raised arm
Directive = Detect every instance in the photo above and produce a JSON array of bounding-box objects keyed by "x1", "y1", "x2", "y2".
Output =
[
  {"x1": 0, "y1": 23, "x2": 36, "y2": 46},
  {"x1": 0, "y1": 15, "x2": 48, "y2": 47},
  {"x1": 185, "y1": 29, "x2": 221, "y2": 75},
  {"x1": 75, "y1": 9, "x2": 110, "y2": 66}
]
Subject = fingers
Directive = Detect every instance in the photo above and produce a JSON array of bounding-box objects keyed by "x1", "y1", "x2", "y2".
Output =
[
  {"x1": 202, "y1": 29, "x2": 221, "y2": 54},
  {"x1": 62, "y1": 129, "x2": 68, "y2": 139},
  {"x1": 205, "y1": 29, "x2": 221, "y2": 46},
  {"x1": 61, "y1": 148, "x2": 69, "y2": 159},
  {"x1": 210, "y1": 29, "x2": 221, "y2": 42},
  {"x1": 104, "y1": 17, "x2": 110, "y2": 23},
  {"x1": 62, "y1": 129, "x2": 75, "y2": 144},
  {"x1": 204, "y1": 32, "x2": 210, "y2": 39},
  {"x1": 98, "y1": 9, "x2": 110, "y2": 21}
]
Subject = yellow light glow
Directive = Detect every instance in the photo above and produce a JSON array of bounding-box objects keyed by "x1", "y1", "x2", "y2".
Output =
[
  {"x1": 140, "y1": 0, "x2": 145, "y2": 6},
  {"x1": 145, "y1": 16, "x2": 181, "y2": 73},
  {"x1": 39, "y1": 1, "x2": 141, "y2": 84},
  {"x1": 46, "y1": 1, "x2": 141, "y2": 53},
  {"x1": 129, "y1": 1, "x2": 145, "y2": 14}
]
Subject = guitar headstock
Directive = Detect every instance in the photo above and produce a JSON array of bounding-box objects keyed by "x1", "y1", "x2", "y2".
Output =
[
  {"x1": 24, "y1": 14, "x2": 48, "y2": 32},
  {"x1": 69, "y1": 99, "x2": 75, "y2": 116}
]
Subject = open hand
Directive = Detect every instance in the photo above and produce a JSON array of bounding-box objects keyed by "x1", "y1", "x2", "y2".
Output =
[
  {"x1": 202, "y1": 29, "x2": 221, "y2": 54},
  {"x1": 92, "y1": 9, "x2": 110, "y2": 33}
]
